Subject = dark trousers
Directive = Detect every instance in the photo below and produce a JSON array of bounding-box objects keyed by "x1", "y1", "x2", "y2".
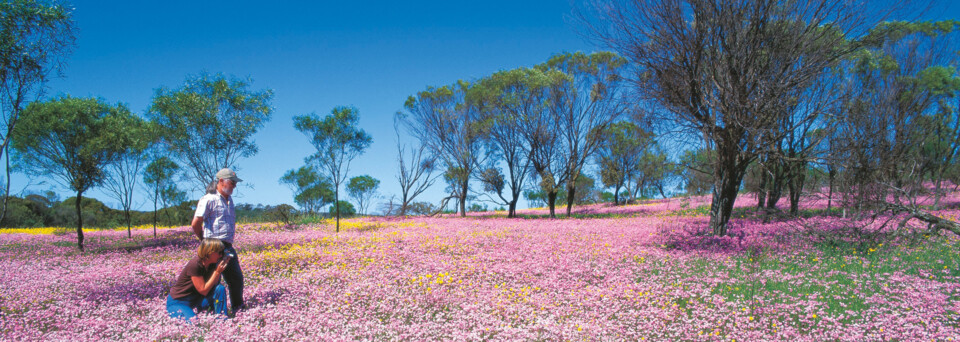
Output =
[{"x1": 222, "y1": 243, "x2": 244, "y2": 311}]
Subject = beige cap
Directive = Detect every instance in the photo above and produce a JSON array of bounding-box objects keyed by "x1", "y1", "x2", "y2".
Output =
[{"x1": 216, "y1": 168, "x2": 242, "y2": 183}]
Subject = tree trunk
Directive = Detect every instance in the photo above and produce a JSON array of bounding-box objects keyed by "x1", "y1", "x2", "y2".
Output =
[
  {"x1": 507, "y1": 199, "x2": 517, "y2": 218},
  {"x1": 126, "y1": 209, "x2": 132, "y2": 238},
  {"x1": 76, "y1": 191, "x2": 85, "y2": 252},
  {"x1": 756, "y1": 168, "x2": 767, "y2": 209},
  {"x1": 766, "y1": 163, "x2": 783, "y2": 210},
  {"x1": 709, "y1": 157, "x2": 747, "y2": 236},
  {"x1": 827, "y1": 167, "x2": 835, "y2": 211},
  {"x1": 459, "y1": 178, "x2": 467, "y2": 217},
  {"x1": 933, "y1": 164, "x2": 945, "y2": 210},
  {"x1": 153, "y1": 187, "x2": 158, "y2": 238},
  {"x1": 613, "y1": 184, "x2": 621, "y2": 206},
  {"x1": 547, "y1": 191, "x2": 558, "y2": 218},
  {"x1": 788, "y1": 161, "x2": 806, "y2": 215},
  {"x1": 0, "y1": 147, "x2": 10, "y2": 226},
  {"x1": 565, "y1": 183, "x2": 575, "y2": 217},
  {"x1": 334, "y1": 187, "x2": 340, "y2": 233}
]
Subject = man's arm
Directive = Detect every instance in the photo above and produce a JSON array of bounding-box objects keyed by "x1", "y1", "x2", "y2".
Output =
[{"x1": 192, "y1": 216, "x2": 204, "y2": 240}]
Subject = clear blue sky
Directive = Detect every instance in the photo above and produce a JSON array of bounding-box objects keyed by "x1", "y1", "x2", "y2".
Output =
[
  {"x1": 16, "y1": 0, "x2": 960, "y2": 213},
  {"x1": 21, "y1": 0, "x2": 594, "y2": 212}
]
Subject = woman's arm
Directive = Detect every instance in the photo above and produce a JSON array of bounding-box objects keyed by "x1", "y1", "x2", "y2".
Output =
[{"x1": 191, "y1": 260, "x2": 228, "y2": 296}]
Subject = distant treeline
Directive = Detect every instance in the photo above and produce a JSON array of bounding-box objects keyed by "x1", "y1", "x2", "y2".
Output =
[{"x1": 0, "y1": 194, "x2": 310, "y2": 229}]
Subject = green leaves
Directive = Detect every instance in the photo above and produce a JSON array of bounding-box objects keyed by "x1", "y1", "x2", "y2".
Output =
[
  {"x1": 148, "y1": 72, "x2": 273, "y2": 188},
  {"x1": 294, "y1": 106, "x2": 371, "y2": 231},
  {"x1": 13, "y1": 96, "x2": 132, "y2": 193},
  {"x1": 294, "y1": 106, "x2": 372, "y2": 160}
]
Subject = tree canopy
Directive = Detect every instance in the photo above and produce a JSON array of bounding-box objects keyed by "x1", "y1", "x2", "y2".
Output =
[{"x1": 148, "y1": 72, "x2": 273, "y2": 191}]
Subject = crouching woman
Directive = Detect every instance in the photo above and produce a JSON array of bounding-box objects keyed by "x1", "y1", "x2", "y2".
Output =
[{"x1": 166, "y1": 238, "x2": 230, "y2": 321}]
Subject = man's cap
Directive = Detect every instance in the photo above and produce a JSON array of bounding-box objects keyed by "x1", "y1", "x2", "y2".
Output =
[{"x1": 216, "y1": 168, "x2": 242, "y2": 183}]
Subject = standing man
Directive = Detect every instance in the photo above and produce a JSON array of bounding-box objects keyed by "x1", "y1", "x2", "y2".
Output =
[{"x1": 192, "y1": 168, "x2": 245, "y2": 314}]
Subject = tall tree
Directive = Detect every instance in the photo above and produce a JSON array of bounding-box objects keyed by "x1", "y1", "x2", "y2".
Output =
[
  {"x1": 585, "y1": 0, "x2": 880, "y2": 235},
  {"x1": 12, "y1": 96, "x2": 129, "y2": 251},
  {"x1": 635, "y1": 144, "x2": 674, "y2": 199},
  {"x1": 834, "y1": 20, "x2": 960, "y2": 213},
  {"x1": 148, "y1": 72, "x2": 273, "y2": 191},
  {"x1": 346, "y1": 175, "x2": 379, "y2": 215},
  {"x1": 294, "y1": 106, "x2": 371, "y2": 232},
  {"x1": 279, "y1": 165, "x2": 333, "y2": 214},
  {"x1": 103, "y1": 115, "x2": 155, "y2": 237},
  {"x1": 513, "y1": 68, "x2": 569, "y2": 218},
  {"x1": 539, "y1": 51, "x2": 629, "y2": 216},
  {"x1": 143, "y1": 155, "x2": 180, "y2": 237},
  {"x1": 0, "y1": 0, "x2": 75, "y2": 224},
  {"x1": 596, "y1": 121, "x2": 652, "y2": 205},
  {"x1": 473, "y1": 68, "x2": 540, "y2": 218},
  {"x1": 402, "y1": 81, "x2": 484, "y2": 217}
]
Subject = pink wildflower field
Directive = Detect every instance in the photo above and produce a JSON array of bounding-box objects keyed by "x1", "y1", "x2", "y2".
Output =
[{"x1": 2, "y1": 194, "x2": 960, "y2": 341}]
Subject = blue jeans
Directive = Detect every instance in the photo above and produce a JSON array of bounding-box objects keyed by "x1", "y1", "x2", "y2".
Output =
[
  {"x1": 166, "y1": 284, "x2": 228, "y2": 322},
  {"x1": 222, "y1": 244, "x2": 244, "y2": 311}
]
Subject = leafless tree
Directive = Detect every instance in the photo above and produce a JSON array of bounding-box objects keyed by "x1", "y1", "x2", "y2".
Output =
[{"x1": 393, "y1": 115, "x2": 438, "y2": 216}]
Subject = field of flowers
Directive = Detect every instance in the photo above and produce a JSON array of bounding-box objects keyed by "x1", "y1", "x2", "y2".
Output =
[{"x1": 2, "y1": 194, "x2": 960, "y2": 341}]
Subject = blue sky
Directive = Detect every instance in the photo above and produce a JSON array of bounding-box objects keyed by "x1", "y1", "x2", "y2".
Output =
[
  {"x1": 18, "y1": 0, "x2": 960, "y2": 213},
  {"x1": 24, "y1": 0, "x2": 594, "y2": 212}
]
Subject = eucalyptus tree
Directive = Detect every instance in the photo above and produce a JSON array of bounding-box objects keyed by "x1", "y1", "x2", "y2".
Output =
[
  {"x1": 402, "y1": 81, "x2": 483, "y2": 217},
  {"x1": 279, "y1": 165, "x2": 333, "y2": 215},
  {"x1": 144, "y1": 155, "x2": 180, "y2": 237},
  {"x1": 347, "y1": 175, "x2": 379, "y2": 215},
  {"x1": 12, "y1": 96, "x2": 130, "y2": 251},
  {"x1": 0, "y1": 0, "x2": 75, "y2": 223},
  {"x1": 584, "y1": 0, "x2": 882, "y2": 235},
  {"x1": 538, "y1": 51, "x2": 629, "y2": 216},
  {"x1": 833, "y1": 20, "x2": 960, "y2": 212},
  {"x1": 472, "y1": 68, "x2": 543, "y2": 218},
  {"x1": 294, "y1": 106, "x2": 371, "y2": 232},
  {"x1": 148, "y1": 72, "x2": 273, "y2": 191},
  {"x1": 635, "y1": 143, "x2": 674, "y2": 199},
  {"x1": 103, "y1": 116, "x2": 156, "y2": 237},
  {"x1": 596, "y1": 121, "x2": 652, "y2": 205}
]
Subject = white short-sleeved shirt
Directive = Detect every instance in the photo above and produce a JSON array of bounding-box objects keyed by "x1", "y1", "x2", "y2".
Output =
[{"x1": 194, "y1": 192, "x2": 236, "y2": 244}]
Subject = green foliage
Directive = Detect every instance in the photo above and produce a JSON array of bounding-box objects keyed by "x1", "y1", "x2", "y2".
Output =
[
  {"x1": 346, "y1": 175, "x2": 379, "y2": 215},
  {"x1": 12, "y1": 96, "x2": 140, "y2": 249},
  {"x1": 280, "y1": 165, "x2": 333, "y2": 214},
  {"x1": 328, "y1": 200, "x2": 355, "y2": 217},
  {"x1": 405, "y1": 201, "x2": 437, "y2": 216},
  {"x1": 678, "y1": 149, "x2": 715, "y2": 196},
  {"x1": 861, "y1": 20, "x2": 960, "y2": 47},
  {"x1": 294, "y1": 106, "x2": 371, "y2": 231},
  {"x1": 13, "y1": 96, "x2": 131, "y2": 193},
  {"x1": 0, "y1": 194, "x2": 194, "y2": 229},
  {"x1": 525, "y1": 173, "x2": 598, "y2": 207},
  {"x1": 467, "y1": 203, "x2": 487, "y2": 212},
  {"x1": 143, "y1": 156, "x2": 183, "y2": 232},
  {"x1": 148, "y1": 72, "x2": 273, "y2": 189},
  {"x1": 0, "y1": 0, "x2": 76, "y2": 164},
  {"x1": 597, "y1": 121, "x2": 652, "y2": 204}
]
